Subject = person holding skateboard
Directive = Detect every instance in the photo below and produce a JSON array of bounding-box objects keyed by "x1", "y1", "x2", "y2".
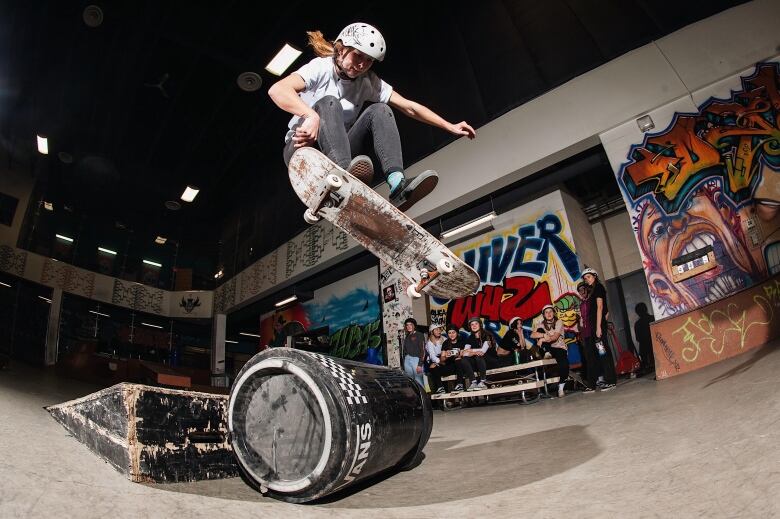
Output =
[{"x1": 269, "y1": 22, "x2": 476, "y2": 211}]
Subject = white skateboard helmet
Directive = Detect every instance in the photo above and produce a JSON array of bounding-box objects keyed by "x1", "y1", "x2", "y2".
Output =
[
  {"x1": 336, "y1": 23, "x2": 386, "y2": 62},
  {"x1": 581, "y1": 267, "x2": 598, "y2": 279}
]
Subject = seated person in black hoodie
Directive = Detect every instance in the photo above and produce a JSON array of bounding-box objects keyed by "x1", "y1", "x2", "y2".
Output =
[{"x1": 428, "y1": 323, "x2": 475, "y2": 393}]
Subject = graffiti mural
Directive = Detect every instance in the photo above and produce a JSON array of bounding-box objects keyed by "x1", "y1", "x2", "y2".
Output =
[
  {"x1": 651, "y1": 275, "x2": 780, "y2": 379},
  {"x1": 615, "y1": 61, "x2": 780, "y2": 318},
  {"x1": 430, "y1": 194, "x2": 585, "y2": 365},
  {"x1": 258, "y1": 268, "x2": 383, "y2": 363}
]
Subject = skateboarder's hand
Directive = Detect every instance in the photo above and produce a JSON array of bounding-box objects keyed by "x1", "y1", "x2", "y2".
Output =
[
  {"x1": 448, "y1": 121, "x2": 476, "y2": 140},
  {"x1": 293, "y1": 113, "x2": 320, "y2": 148}
]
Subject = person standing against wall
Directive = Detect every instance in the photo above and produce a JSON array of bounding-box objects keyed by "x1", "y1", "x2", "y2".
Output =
[
  {"x1": 402, "y1": 318, "x2": 426, "y2": 388},
  {"x1": 634, "y1": 302, "x2": 656, "y2": 376},
  {"x1": 580, "y1": 268, "x2": 617, "y2": 391}
]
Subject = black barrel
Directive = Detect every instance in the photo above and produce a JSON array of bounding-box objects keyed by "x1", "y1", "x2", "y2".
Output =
[{"x1": 228, "y1": 348, "x2": 432, "y2": 503}]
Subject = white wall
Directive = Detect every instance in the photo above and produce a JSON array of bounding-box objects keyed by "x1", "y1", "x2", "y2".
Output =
[
  {"x1": 591, "y1": 212, "x2": 645, "y2": 281},
  {"x1": 560, "y1": 190, "x2": 603, "y2": 276}
]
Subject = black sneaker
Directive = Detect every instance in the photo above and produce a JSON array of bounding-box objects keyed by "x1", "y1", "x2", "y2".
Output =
[
  {"x1": 347, "y1": 155, "x2": 374, "y2": 184},
  {"x1": 583, "y1": 387, "x2": 596, "y2": 394},
  {"x1": 390, "y1": 170, "x2": 439, "y2": 212},
  {"x1": 599, "y1": 383, "x2": 616, "y2": 392},
  {"x1": 453, "y1": 383, "x2": 464, "y2": 393},
  {"x1": 435, "y1": 386, "x2": 446, "y2": 394}
]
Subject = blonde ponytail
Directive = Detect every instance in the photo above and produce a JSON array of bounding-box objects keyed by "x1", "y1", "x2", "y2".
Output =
[{"x1": 306, "y1": 30, "x2": 336, "y2": 57}]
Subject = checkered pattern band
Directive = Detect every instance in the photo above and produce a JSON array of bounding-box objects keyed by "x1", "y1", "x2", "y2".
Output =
[{"x1": 311, "y1": 353, "x2": 368, "y2": 405}]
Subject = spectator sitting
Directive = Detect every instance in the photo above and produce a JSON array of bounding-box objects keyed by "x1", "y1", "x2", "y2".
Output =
[
  {"x1": 634, "y1": 302, "x2": 656, "y2": 376},
  {"x1": 462, "y1": 317, "x2": 491, "y2": 390},
  {"x1": 428, "y1": 323, "x2": 474, "y2": 393},
  {"x1": 487, "y1": 317, "x2": 521, "y2": 369},
  {"x1": 530, "y1": 304, "x2": 570, "y2": 398}
]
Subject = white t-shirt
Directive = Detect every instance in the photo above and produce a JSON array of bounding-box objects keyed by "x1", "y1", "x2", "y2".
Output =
[{"x1": 285, "y1": 56, "x2": 393, "y2": 143}]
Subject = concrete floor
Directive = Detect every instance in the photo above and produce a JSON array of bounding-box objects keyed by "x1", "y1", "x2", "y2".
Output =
[{"x1": 1, "y1": 344, "x2": 779, "y2": 518}]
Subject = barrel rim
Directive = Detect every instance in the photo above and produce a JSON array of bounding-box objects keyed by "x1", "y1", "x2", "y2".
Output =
[{"x1": 228, "y1": 358, "x2": 333, "y2": 493}]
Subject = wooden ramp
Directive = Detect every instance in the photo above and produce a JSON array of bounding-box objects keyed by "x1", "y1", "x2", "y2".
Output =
[{"x1": 46, "y1": 383, "x2": 237, "y2": 483}]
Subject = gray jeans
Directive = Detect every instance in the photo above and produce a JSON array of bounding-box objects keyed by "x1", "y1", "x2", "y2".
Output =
[{"x1": 283, "y1": 96, "x2": 404, "y2": 181}]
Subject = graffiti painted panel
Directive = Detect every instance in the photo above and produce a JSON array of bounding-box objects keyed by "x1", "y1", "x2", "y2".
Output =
[
  {"x1": 613, "y1": 61, "x2": 780, "y2": 318},
  {"x1": 379, "y1": 262, "x2": 413, "y2": 368},
  {"x1": 430, "y1": 192, "x2": 585, "y2": 365},
  {"x1": 651, "y1": 275, "x2": 780, "y2": 379},
  {"x1": 258, "y1": 268, "x2": 383, "y2": 363}
]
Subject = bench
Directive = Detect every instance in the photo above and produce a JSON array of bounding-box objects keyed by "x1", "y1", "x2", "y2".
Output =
[{"x1": 431, "y1": 358, "x2": 560, "y2": 407}]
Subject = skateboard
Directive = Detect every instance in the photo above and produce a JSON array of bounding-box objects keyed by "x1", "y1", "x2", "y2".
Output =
[{"x1": 288, "y1": 147, "x2": 480, "y2": 300}]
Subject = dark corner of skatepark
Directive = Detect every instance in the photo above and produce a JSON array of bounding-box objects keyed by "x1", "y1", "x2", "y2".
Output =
[{"x1": 1, "y1": 2, "x2": 779, "y2": 518}]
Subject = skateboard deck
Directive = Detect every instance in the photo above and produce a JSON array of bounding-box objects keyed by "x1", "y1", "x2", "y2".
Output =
[{"x1": 288, "y1": 147, "x2": 480, "y2": 300}]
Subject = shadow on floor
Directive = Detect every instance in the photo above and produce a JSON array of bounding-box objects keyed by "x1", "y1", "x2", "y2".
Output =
[
  {"x1": 703, "y1": 342, "x2": 779, "y2": 388},
  {"x1": 148, "y1": 424, "x2": 601, "y2": 508}
]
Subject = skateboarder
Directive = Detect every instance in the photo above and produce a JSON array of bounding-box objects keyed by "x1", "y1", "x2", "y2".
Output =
[{"x1": 269, "y1": 22, "x2": 476, "y2": 211}]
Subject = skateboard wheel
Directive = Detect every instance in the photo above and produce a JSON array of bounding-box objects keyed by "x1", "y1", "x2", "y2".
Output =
[
  {"x1": 407, "y1": 285, "x2": 422, "y2": 299},
  {"x1": 437, "y1": 258, "x2": 454, "y2": 274},
  {"x1": 326, "y1": 174, "x2": 343, "y2": 190},
  {"x1": 303, "y1": 209, "x2": 321, "y2": 224}
]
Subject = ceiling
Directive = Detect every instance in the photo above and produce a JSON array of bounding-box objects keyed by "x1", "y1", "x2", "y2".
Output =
[{"x1": 1, "y1": 0, "x2": 747, "y2": 290}]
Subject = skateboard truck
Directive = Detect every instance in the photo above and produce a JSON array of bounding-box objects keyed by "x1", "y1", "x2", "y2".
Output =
[
  {"x1": 406, "y1": 258, "x2": 455, "y2": 298},
  {"x1": 303, "y1": 172, "x2": 345, "y2": 224}
]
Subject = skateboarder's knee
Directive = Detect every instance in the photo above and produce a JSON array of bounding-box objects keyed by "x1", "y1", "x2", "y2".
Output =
[
  {"x1": 364, "y1": 102, "x2": 393, "y2": 118},
  {"x1": 314, "y1": 95, "x2": 340, "y2": 112}
]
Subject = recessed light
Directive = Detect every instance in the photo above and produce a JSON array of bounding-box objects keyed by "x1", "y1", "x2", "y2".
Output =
[
  {"x1": 275, "y1": 295, "x2": 298, "y2": 307},
  {"x1": 154, "y1": 236, "x2": 167, "y2": 245},
  {"x1": 214, "y1": 269, "x2": 224, "y2": 279},
  {"x1": 140, "y1": 322, "x2": 163, "y2": 329},
  {"x1": 43, "y1": 201, "x2": 53, "y2": 211},
  {"x1": 237, "y1": 72, "x2": 262, "y2": 92},
  {"x1": 266, "y1": 44, "x2": 302, "y2": 76},
  {"x1": 180, "y1": 186, "x2": 199, "y2": 202},
  {"x1": 37, "y1": 135, "x2": 48, "y2": 154}
]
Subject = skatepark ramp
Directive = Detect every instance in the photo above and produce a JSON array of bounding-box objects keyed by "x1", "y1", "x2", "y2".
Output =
[
  {"x1": 46, "y1": 383, "x2": 238, "y2": 483},
  {"x1": 229, "y1": 349, "x2": 433, "y2": 503}
]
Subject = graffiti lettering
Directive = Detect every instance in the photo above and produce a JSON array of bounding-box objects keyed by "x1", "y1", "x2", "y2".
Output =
[
  {"x1": 330, "y1": 319, "x2": 382, "y2": 360},
  {"x1": 461, "y1": 214, "x2": 579, "y2": 284},
  {"x1": 447, "y1": 276, "x2": 551, "y2": 329},
  {"x1": 671, "y1": 295, "x2": 774, "y2": 363},
  {"x1": 654, "y1": 332, "x2": 680, "y2": 372}
]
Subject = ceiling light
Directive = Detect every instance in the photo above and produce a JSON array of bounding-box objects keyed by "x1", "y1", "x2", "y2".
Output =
[
  {"x1": 239, "y1": 332, "x2": 261, "y2": 338},
  {"x1": 636, "y1": 115, "x2": 655, "y2": 133},
  {"x1": 142, "y1": 259, "x2": 162, "y2": 267},
  {"x1": 56, "y1": 233, "x2": 74, "y2": 242},
  {"x1": 89, "y1": 310, "x2": 110, "y2": 317},
  {"x1": 0, "y1": 281, "x2": 11, "y2": 288},
  {"x1": 225, "y1": 339, "x2": 238, "y2": 344},
  {"x1": 237, "y1": 71, "x2": 263, "y2": 92},
  {"x1": 141, "y1": 322, "x2": 163, "y2": 329},
  {"x1": 214, "y1": 269, "x2": 224, "y2": 280},
  {"x1": 43, "y1": 201, "x2": 53, "y2": 211},
  {"x1": 38, "y1": 296, "x2": 52, "y2": 303},
  {"x1": 37, "y1": 135, "x2": 48, "y2": 154},
  {"x1": 441, "y1": 212, "x2": 497, "y2": 240},
  {"x1": 275, "y1": 295, "x2": 298, "y2": 307},
  {"x1": 98, "y1": 247, "x2": 117, "y2": 255},
  {"x1": 154, "y1": 236, "x2": 167, "y2": 245},
  {"x1": 180, "y1": 186, "x2": 200, "y2": 202},
  {"x1": 265, "y1": 44, "x2": 302, "y2": 76}
]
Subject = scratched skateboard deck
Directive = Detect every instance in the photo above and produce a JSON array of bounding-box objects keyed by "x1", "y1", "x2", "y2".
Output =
[{"x1": 288, "y1": 147, "x2": 479, "y2": 300}]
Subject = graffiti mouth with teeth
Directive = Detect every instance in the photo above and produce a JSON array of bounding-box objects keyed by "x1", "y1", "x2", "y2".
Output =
[{"x1": 638, "y1": 182, "x2": 765, "y2": 316}]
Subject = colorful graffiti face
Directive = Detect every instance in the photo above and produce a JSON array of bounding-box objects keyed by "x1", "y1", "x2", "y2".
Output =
[
  {"x1": 617, "y1": 62, "x2": 780, "y2": 317},
  {"x1": 636, "y1": 183, "x2": 763, "y2": 313}
]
